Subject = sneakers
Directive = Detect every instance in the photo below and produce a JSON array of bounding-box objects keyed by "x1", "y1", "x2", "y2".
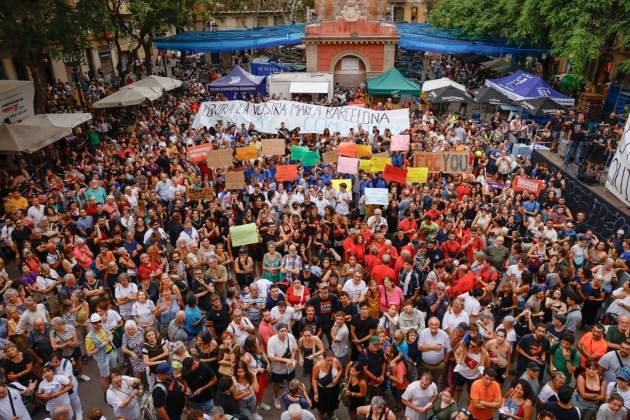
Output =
[
  {"x1": 78, "y1": 374, "x2": 91, "y2": 382},
  {"x1": 259, "y1": 402, "x2": 272, "y2": 411},
  {"x1": 273, "y1": 397, "x2": 282, "y2": 410}
]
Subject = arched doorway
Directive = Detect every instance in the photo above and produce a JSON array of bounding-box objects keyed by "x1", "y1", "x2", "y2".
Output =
[{"x1": 330, "y1": 53, "x2": 369, "y2": 89}]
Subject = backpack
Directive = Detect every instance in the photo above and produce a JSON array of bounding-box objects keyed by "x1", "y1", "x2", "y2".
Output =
[
  {"x1": 140, "y1": 381, "x2": 171, "y2": 420},
  {"x1": 403, "y1": 356, "x2": 418, "y2": 383}
]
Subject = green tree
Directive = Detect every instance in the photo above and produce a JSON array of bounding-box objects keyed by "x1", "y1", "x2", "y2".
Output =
[
  {"x1": 0, "y1": 0, "x2": 98, "y2": 113},
  {"x1": 429, "y1": 0, "x2": 630, "y2": 78}
]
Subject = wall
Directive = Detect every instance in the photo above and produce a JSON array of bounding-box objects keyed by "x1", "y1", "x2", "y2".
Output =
[{"x1": 317, "y1": 44, "x2": 384, "y2": 73}]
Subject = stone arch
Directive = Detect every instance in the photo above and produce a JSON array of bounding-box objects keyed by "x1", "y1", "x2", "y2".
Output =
[{"x1": 329, "y1": 51, "x2": 371, "y2": 73}]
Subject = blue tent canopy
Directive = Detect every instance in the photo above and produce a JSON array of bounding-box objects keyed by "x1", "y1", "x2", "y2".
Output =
[
  {"x1": 485, "y1": 70, "x2": 574, "y2": 106},
  {"x1": 208, "y1": 65, "x2": 266, "y2": 99},
  {"x1": 155, "y1": 23, "x2": 548, "y2": 57}
]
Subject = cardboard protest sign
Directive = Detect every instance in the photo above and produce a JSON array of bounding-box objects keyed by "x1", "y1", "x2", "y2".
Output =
[
  {"x1": 512, "y1": 176, "x2": 544, "y2": 195},
  {"x1": 186, "y1": 187, "x2": 215, "y2": 201},
  {"x1": 275, "y1": 165, "x2": 299, "y2": 182},
  {"x1": 331, "y1": 179, "x2": 352, "y2": 191},
  {"x1": 365, "y1": 188, "x2": 389, "y2": 205},
  {"x1": 356, "y1": 145, "x2": 373, "y2": 158},
  {"x1": 261, "y1": 138, "x2": 286, "y2": 157},
  {"x1": 391, "y1": 135, "x2": 410, "y2": 152},
  {"x1": 235, "y1": 145, "x2": 258, "y2": 161},
  {"x1": 337, "y1": 156, "x2": 359, "y2": 175},
  {"x1": 224, "y1": 171, "x2": 245, "y2": 190},
  {"x1": 206, "y1": 148, "x2": 234, "y2": 169},
  {"x1": 413, "y1": 152, "x2": 471, "y2": 174},
  {"x1": 338, "y1": 142, "x2": 357, "y2": 157},
  {"x1": 383, "y1": 165, "x2": 407, "y2": 184},
  {"x1": 407, "y1": 167, "x2": 429, "y2": 184},
  {"x1": 322, "y1": 151, "x2": 339, "y2": 164},
  {"x1": 187, "y1": 143, "x2": 213, "y2": 163},
  {"x1": 230, "y1": 223, "x2": 260, "y2": 246}
]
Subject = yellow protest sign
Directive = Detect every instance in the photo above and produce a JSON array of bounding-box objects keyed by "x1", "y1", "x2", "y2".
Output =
[
  {"x1": 407, "y1": 167, "x2": 429, "y2": 184},
  {"x1": 359, "y1": 159, "x2": 372, "y2": 172},
  {"x1": 229, "y1": 223, "x2": 260, "y2": 246},
  {"x1": 368, "y1": 157, "x2": 391, "y2": 173},
  {"x1": 331, "y1": 179, "x2": 352, "y2": 191}
]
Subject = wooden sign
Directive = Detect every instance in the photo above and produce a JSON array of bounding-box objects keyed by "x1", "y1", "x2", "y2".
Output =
[
  {"x1": 224, "y1": 171, "x2": 245, "y2": 190},
  {"x1": 206, "y1": 148, "x2": 234, "y2": 169},
  {"x1": 261, "y1": 138, "x2": 285, "y2": 157},
  {"x1": 413, "y1": 152, "x2": 471, "y2": 174},
  {"x1": 322, "y1": 150, "x2": 339, "y2": 164},
  {"x1": 186, "y1": 187, "x2": 215, "y2": 201}
]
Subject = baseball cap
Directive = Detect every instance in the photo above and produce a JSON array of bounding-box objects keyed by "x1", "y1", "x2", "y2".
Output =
[
  {"x1": 617, "y1": 367, "x2": 630, "y2": 382},
  {"x1": 618, "y1": 229, "x2": 625, "y2": 236},
  {"x1": 527, "y1": 362, "x2": 541, "y2": 372},
  {"x1": 319, "y1": 282, "x2": 329, "y2": 290},
  {"x1": 181, "y1": 357, "x2": 194, "y2": 375},
  {"x1": 155, "y1": 363, "x2": 173, "y2": 375},
  {"x1": 369, "y1": 336, "x2": 380, "y2": 345},
  {"x1": 89, "y1": 313, "x2": 102, "y2": 323}
]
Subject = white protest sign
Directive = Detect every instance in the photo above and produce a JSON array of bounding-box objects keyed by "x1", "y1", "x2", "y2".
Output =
[
  {"x1": 606, "y1": 117, "x2": 630, "y2": 207},
  {"x1": 0, "y1": 80, "x2": 35, "y2": 123},
  {"x1": 192, "y1": 100, "x2": 409, "y2": 135},
  {"x1": 365, "y1": 188, "x2": 389, "y2": 205}
]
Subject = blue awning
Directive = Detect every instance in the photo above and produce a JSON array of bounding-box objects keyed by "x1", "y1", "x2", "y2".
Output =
[{"x1": 155, "y1": 23, "x2": 548, "y2": 56}]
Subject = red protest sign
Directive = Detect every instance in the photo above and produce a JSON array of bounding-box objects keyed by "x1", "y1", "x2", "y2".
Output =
[
  {"x1": 383, "y1": 164, "x2": 408, "y2": 184},
  {"x1": 275, "y1": 165, "x2": 299, "y2": 182},
  {"x1": 512, "y1": 176, "x2": 543, "y2": 195},
  {"x1": 187, "y1": 143, "x2": 213, "y2": 163}
]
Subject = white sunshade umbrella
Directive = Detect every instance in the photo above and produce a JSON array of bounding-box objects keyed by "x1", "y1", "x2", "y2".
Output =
[
  {"x1": 92, "y1": 85, "x2": 162, "y2": 108},
  {"x1": 132, "y1": 75, "x2": 183, "y2": 92},
  {"x1": 421, "y1": 77, "x2": 467, "y2": 94},
  {"x1": 18, "y1": 112, "x2": 92, "y2": 128},
  {"x1": 0, "y1": 123, "x2": 71, "y2": 153}
]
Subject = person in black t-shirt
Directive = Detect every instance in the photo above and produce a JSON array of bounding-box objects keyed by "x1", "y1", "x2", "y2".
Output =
[
  {"x1": 296, "y1": 305, "x2": 321, "y2": 338},
  {"x1": 339, "y1": 292, "x2": 358, "y2": 322},
  {"x1": 181, "y1": 357, "x2": 217, "y2": 411},
  {"x1": 358, "y1": 336, "x2": 386, "y2": 400},
  {"x1": 214, "y1": 376, "x2": 241, "y2": 418},
  {"x1": 152, "y1": 363, "x2": 186, "y2": 420},
  {"x1": 307, "y1": 283, "x2": 340, "y2": 344},
  {"x1": 207, "y1": 294, "x2": 230, "y2": 339},
  {"x1": 540, "y1": 384, "x2": 582, "y2": 420},
  {"x1": 516, "y1": 323, "x2": 550, "y2": 379},
  {"x1": 350, "y1": 302, "x2": 378, "y2": 360}
]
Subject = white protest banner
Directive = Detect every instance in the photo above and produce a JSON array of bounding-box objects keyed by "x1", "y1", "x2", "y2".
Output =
[
  {"x1": 192, "y1": 100, "x2": 409, "y2": 135},
  {"x1": 606, "y1": 117, "x2": 630, "y2": 206},
  {"x1": 365, "y1": 188, "x2": 389, "y2": 205},
  {"x1": 0, "y1": 80, "x2": 35, "y2": 123}
]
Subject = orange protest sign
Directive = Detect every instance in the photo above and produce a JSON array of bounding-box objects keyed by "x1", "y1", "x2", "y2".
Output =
[
  {"x1": 235, "y1": 145, "x2": 258, "y2": 161},
  {"x1": 275, "y1": 165, "x2": 299, "y2": 182},
  {"x1": 338, "y1": 142, "x2": 357, "y2": 157},
  {"x1": 356, "y1": 145, "x2": 372, "y2": 158},
  {"x1": 187, "y1": 143, "x2": 213, "y2": 163}
]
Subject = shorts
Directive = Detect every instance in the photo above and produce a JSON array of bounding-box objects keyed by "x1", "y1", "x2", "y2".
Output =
[
  {"x1": 271, "y1": 370, "x2": 296, "y2": 384},
  {"x1": 453, "y1": 372, "x2": 476, "y2": 388},
  {"x1": 188, "y1": 398, "x2": 214, "y2": 412},
  {"x1": 96, "y1": 351, "x2": 118, "y2": 377}
]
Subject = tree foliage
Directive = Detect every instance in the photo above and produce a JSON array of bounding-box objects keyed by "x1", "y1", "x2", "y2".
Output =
[{"x1": 429, "y1": 0, "x2": 630, "y2": 77}]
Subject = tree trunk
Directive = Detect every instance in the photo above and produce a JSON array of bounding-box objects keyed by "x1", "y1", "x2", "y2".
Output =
[
  {"x1": 113, "y1": 33, "x2": 127, "y2": 80},
  {"x1": 26, "y1": 58, "x2": 48, "y2": 114},
  {"x1": 142, "y1": 36, "x2": 154, "y2": 75}
]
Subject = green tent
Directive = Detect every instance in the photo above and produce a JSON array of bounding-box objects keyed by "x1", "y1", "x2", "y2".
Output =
[{"x1": 367, "y1": 68, "x2": 421, "y2": 96}]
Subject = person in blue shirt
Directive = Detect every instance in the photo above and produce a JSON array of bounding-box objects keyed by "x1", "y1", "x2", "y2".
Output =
[{"x1": 523, "y1": 193, "x2": 541, "y2": 219}]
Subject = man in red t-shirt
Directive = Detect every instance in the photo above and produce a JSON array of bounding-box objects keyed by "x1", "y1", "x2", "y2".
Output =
[
  {"x1": 440, "y1": 233, "x2": 463, "y2": 262},
  {"x1": 449, "y1": 265, "x2": 475, "y2": 298},
  {"x1": 371, "y1": 254, "x2": 397, "y2": 285}
]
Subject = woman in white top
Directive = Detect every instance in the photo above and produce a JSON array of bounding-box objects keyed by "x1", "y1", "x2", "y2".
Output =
[
  {"x1": 50, "y1": 352, "x2": 83, "y2": 419},
  {"x1": 132, "y1": 291, "x2": 156, "y2": 328},
  {"x1": 453, "y1": 336, "x2": 489, "y2": 402},
  {"x1": 36, "y1": 364, "x2": 73, "y2": 418},
  {"x1": 442, "y1": 299, "x2": 469, "y2": 334},
  {"x1": 233, "y1": 361, "x2": 260, "y2": 420}
]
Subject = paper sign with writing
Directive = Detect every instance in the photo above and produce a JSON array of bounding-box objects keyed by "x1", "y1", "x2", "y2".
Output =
[
  {"x1": 338, "y1": 142, "x2": 357, "y2": 157},
  {"x1": 301, "y1": 151, "x2": 320, "y2": 166},
  {"x1": 331, "y1": 179, "x2": 352, "y2": 191},
  {"x1": 407, "y1": 167, "x2": 429, "y2": 184},
  {"x1": 365, "y1": 188, "x2": 389, "y2": 205},
  {"x1": 290, "y1": 145, "x2": 309, "y2": 161},
  {"x1": 187, "y1": 143, "x2": 213, "y2": 163},
  {"x1": 359, "y1": 159, "x2": 372, "y2": 172},
  {"x1": 275, "y1": 165, "x2": 299, "y2": 182},
  {"x1": 356, "y1": 145, "x2": 373, "y2": 158},
  {"x1": 261, "y1": 138, "x2": 285, "y2": 157},
  {"x1": 206, "y1": 148, "x2": 234, "y2": 169},
  {"x1": 413, "y1": 152, "x2": 471, "y2": 174},
  {"x1": 368, "y1": 157, "x2": 392, "y2": 173},
  {"x1": 391, "y1": 135, "x2": 410, "y2": 152},
  {"x1": 224, "y1": 171, "x2": 245, "y2": 190},
  {"x1": 235, "y1": 145, "x2": 258, "y2": 161},
  {"x1": 322, "y1": 150, "x2": 339, "y2": 164},
  {"x1": 230, "y1": 223, "x2": 260, "y2": 247},
  {"x1": 186, "y1": 187, "x2": 215, "y2": 201},
  {"x1": 337, "y1": 156, "x2": 359, "y2": 175},
  {"x1": 512, "y1": 176, "x2": 543, "y2": 195},
  {"x1": 383, "y1": 165, "x2": 407, "y2": 184},
  {"x1": 373, "y1": 152, "x2": 390, "y2": 158}
]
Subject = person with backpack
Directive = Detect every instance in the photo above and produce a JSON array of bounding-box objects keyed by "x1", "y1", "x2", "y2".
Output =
[
  {"x1": 0, "y1": 379, "x2": 36, "y2": 420},
  {"x1": 152, "y1": 363, "x2": 186, "y2": 420},
  {"x1": 50, "y1": 351, "x2": 84, "y2": 420}
]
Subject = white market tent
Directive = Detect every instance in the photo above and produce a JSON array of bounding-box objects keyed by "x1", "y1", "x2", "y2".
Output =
[
  {"x1": 421, "y1": 77, "x2": 467, "y2": 93},
  {"x1": 18, "y1": 112, "x2": 92, "y2": 128},
  {"x1": 0, "y1": 124, "x2": 71, "y2": 153},
  {"x1": 92, "y1": 85, "x2": 162, "y2": 108},
  {"x1": 132, "y1": 75, "x2": 183, "y2": 92}
]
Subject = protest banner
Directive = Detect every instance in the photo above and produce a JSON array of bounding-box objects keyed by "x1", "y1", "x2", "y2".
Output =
[
  {"x1": 0, "y1": 80, "x2": 35, "y2": 122},
  {"x1": 356, "y1": 145, "x2": 373, "y2": 158},
  {"x1": 235, "y1": 145, "x2": 258, "y2": 161},
  {"x1": 383, "y1": 165, "x2": 407, "y2": 184},
  {"x1": 192, "y1": 100, "x2": 410, "y2": 135},
  {"x1": 391, "y1": 135, "x2": 410, "y2": 152},
  {"x1": 275, "y1": 165, "x2": 299, "y2": 182},
  {"x1": 224, "y1": 171, "x2": 245, "y2": 190},
  {"x1": 261, "y1": 138, "x2": 285, "y2": 157},
  {"x1": 206, "y1": 149, "x2": 234, "y2": 169},
  {"x1": 407, "y1": 167, "x2": 429, "y2": 184},
  {"x1": 331, "y1": 179, "x2": 352, "y2": 191},
  {"x1": 368, "y1": 157, "x2": 391, "y2": 173},
  {"x1": 413, "y1": 152, "x2": 471, "y2": 174},
  {"x1": 337, "y1": 156, "x2": 359, "y2": 175},
  {"x1": 290, "y1": 145, "x2": 309, "y2": 161},
  {"x1": 512, "y1": 176, "x2": 544, "y2": 195},
  {"x1": 606, "y1": 117, "x2": 630, "y2": 206},
  {"x1": 186, "y1": 187, "x2": 215, "y2": 201},
  {"x1": 365, "y1": 188, "x2": 389, "y2": 205},
  {"x1": 230, "y1": 223, "x2": 260, "y2": 247},
  {"x1": 338, "y1": 142, "x2": 357, "y2": 157},
  {"x1": 187, "y1": 143, "x2": 213, "y2": 163},
  {"x1": 322, "y1": 150, "x2": 339, "y2": 164},
  {"x1": 301, "y1": 151, "x2": 320, "y2": 166}
]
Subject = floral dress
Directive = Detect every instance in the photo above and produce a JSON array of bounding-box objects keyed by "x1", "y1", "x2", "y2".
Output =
[{"x1": 122, "y1": 328, "x2": 145, "y2": 373}]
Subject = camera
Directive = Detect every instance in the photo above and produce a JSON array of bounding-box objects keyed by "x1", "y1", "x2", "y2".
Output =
[{"x1": 132, "y1": 382, "x2": 141, "y2": 390}]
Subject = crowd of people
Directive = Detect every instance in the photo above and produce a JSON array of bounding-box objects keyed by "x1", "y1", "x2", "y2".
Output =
[{"x1": 0, "y1": 55, "x2": 628, "y2": 420}]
